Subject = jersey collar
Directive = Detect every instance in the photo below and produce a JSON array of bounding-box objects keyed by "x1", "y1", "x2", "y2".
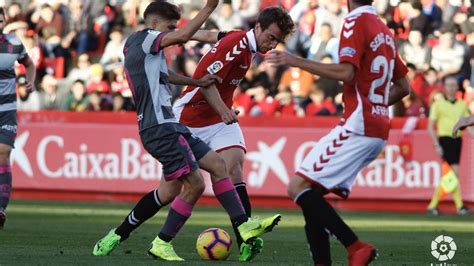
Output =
[
  {"x1": 345, "y1": 5, "x2": 376, "y2": 18},
  {"x1": 246, "y1": 29, "x2": 257, "y2": 54}
]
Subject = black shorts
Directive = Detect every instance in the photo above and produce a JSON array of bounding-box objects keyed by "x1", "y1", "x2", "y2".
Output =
[
  {"x1": 0, "y1": 111, "x2": 17, "y2": 147},
  {"x1": 140, "y1": 123, "x2": 211, "y2": 181},
  {"x1": 439, "y1": 137, "x2": 462, "y2": 165}
]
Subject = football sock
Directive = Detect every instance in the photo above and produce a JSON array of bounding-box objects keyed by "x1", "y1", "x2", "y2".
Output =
[
  {"x1": 235, "y1": 182, "x2": 251, "y2": 216},
  {"x1": 427, "y1": 185, "x2": 442, "y2": 209},
  {"x1": 452, "y1": 185, "x2": 464, "y2": 210},
  {"x1": 158, "y1": 197, "x2": 193, "y2": 242},
  {"x1": 213, "y1": 178, "x2": 247, "y2": 227},
  {"x1": 0, "y1": 166, "x2": 12, "y2": 212},
  {"x1": 296, "y1": 188, "x2": 331, "y2": 264},
  {"x1": 115, "y1": 189, "x2": 162, "y2": 240},
  {"x1": 295, "y1": 188, "x2": 358, "y2": 248},
  {"x1": 233, "y1": 182, "x2": 251, "y2": 246}
]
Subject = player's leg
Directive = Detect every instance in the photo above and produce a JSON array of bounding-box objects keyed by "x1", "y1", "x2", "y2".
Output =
[
  {"x1": 292, "y1": 127, "x2": 383, "y2": 265},
  {"x1": 197, "y1": 150, "x2": 281, "y2": 243},
  {"x1": 0, "y1": 143, "x2": 12, "y2": 229},
  {"x1": 288, "y1": 177, "x2": 332, "y2": 265},
  {"x1": 148, "y1": 132, "x2": 207, "y2": 261},
  {"x1": 114, "y1": 178, "x2": 182, "y2": 240},
  {"x1": 0, "y1": 111, "x2": 17, "y2": 229},
  {"x1": 218, "y1": 149, "x2": 251, "y2": 244}
]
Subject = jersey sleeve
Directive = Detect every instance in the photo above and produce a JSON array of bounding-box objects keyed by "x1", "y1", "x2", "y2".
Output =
[
  {"x1": 141, "y1": 30, "x2": 166, "y2": 55},
  {"x1": 197, "y1": 32, "x2": 247, "y2": 80},
  {"x1": 338, "y1": 17, "x2": 365, "y2": 69},
  {"x1": 392, "y1": 53, "x2": 408, "y2": 81}
]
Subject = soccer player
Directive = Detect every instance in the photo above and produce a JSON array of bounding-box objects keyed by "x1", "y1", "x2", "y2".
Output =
[
  {"x1": 173, "y1": 6, "x2": 294, "y2": 261},
  {"x1": 427, "y1": 75, "x2": 472, "y2": 216},
  {"x1": 92, "y1": 1, "x2": 281, "y2": 261},
  {"x1": 0, "y1": 7, "x2": 36, "y2": 229},
  {"x1": 266, "y1": 0, "x2": 410, "y2": 264}
]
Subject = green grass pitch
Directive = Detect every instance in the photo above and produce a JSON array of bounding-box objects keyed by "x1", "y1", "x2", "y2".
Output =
[{"x1": 0, "y1": 200, "x2": 473, "y2": 265}]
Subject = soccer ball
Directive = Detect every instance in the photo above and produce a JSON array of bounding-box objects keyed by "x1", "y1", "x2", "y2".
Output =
[{"x1": 196, "y1": 228, "x2": 233, "y2": 260}]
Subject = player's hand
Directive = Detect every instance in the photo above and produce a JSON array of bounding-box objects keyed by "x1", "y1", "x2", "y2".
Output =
[
  {"x1": 205, "y1": 0, "x2": 219, "y2": 9},
  {"x1": 452, "y1": 117, "x2": 469, "y2": 136},
  {"x1": 197, "y1": 74, "x2": 222, "y2": 88},
  {"x1": 221, "y1": 109, "x2": 238, "y2": 124},
  {"x1": 266, "y1": 50, "x2": 296, "y2": 67},
  {"x1": 25, "y1": 82, "x2": 35, "y2": 93}
]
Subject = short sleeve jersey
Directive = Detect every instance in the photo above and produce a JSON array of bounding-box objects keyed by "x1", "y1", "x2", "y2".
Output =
[
  {"x1": 123, "y1": 29, "x2": 177, "y2": 132},
  {"x1": 174, "y1": 30, "x2": 256, "y2": 127},
  {"x1": 429, "y1": 98, "x2": 470, "y2": 137},
  {"x1": 338, "y1": 6, "x2": 408, "y2": 140},
  {"x1": 0, "y1": 33, "x2": 28, "y2": 112}
]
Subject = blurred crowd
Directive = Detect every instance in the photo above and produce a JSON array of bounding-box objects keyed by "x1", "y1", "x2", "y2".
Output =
[{"x1": 2, "y1": 0, "x2": 474, "y2": 117}]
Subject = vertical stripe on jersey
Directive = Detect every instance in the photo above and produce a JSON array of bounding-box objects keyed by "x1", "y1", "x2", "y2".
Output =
[{"x1": 343, "y1": 86, "x2": 365, "y2": 134}]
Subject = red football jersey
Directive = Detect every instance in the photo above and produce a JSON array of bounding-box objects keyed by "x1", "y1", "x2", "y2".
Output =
[
  {"x1": 174, "y1": 31, "x2": 256, "y2": 127},
  {"x1": 338, "y1": 6, "x2": 408, "y2": 139}
]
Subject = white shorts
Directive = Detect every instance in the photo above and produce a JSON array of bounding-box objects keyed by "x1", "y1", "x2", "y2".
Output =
[
  {"x1": 188, "y1": 122, "x2": 246, "y2": 152},
  {"x1": 296, "y1": 126, "x2": 385, "y2": 198}
]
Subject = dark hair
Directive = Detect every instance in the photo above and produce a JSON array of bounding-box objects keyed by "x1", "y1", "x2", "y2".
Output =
[
  {"x1": 410, "y1": 0, "x2": 423, "y2": 11},
  {"x1": 257, "y1": 7, "x2": 295, "y2": 38},
  {"x1": 353, "y1": 0, "x2": 374, "y2": 5},
  {"x1": 143, "y1": 1, "x2": 181, "y2": 21},
  {"x1": 0, "y1": 7, "x2": 5, "y2": 17}
]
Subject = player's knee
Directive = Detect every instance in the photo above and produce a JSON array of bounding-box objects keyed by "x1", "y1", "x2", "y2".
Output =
[
  {"x1": 186, "y1": 173, "x2": 206, "y2": 196},
  {"x1": 209, "y1": 155, "x2": 228, "y2": 179},
  {"x1": 228, "y1": 161, "x2": 243, "y2": 183},
  {"x1": 287, "y1": 176, "x2": 310, "y2": 200}
]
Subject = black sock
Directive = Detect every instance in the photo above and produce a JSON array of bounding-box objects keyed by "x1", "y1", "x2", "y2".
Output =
[
  {"x1": 115, "y1": 189, "x2": 163, "y2": 240},
  {"x1": 296, "y1": 189, "x2": 357, "y2": 248},
  {"x1": 233, "y1": 182, "x2": 251, "y2": 247}
]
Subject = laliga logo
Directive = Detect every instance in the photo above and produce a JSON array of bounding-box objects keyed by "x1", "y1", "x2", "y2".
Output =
[{"x1": 431, "y1": 235, "x2": 456, "y2": 262}]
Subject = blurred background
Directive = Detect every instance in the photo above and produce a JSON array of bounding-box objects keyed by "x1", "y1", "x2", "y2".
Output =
[{"x1": 4, "y1": 0, "x2": 474, "y2": 116}]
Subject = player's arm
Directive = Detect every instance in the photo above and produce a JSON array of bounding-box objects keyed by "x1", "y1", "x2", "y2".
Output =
[
  {"x1": 453, "y1": 116, "x2": 474, "y2": 135},
  {"x1": 388, "y1": 76, "x2": 410, "y2": 106},
  {"x1": 19, "y1": 54, "x2": 36, "y2": 92},
  {"x1": 266, "y1": 51, "x2": 355, "y2": 82},
  {"x1": 160, "y1": 0, "x2": 219, "y2": 48},
  {"x1": 191, "y1": 30, "x2": 227, "y2": 43},
  {"x1": 200, "y1": 84, "x2": 238, "y2": 124},
  {"x1": 168, "y1": 70, "x2": 222, "y2": 87}
]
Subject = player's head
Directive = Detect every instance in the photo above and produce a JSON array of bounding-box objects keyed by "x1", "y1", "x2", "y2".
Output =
[
  {"x1": 442, "y1": 75, "x2": 458, "y2": 99},
  {"x1": 347, "y1": 0, "x2": 373, "y2": 11},
  {"x1": 254, "y1": 7, "x2": 294, "y2": 54},
  {"x1": 0, "y1": 7, "x2": 5, "y2": 34},
  {"x1": 143, "y1": 1, "x2": 181, "y2": 32}
]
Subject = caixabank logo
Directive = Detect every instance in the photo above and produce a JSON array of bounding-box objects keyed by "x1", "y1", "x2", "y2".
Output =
[{"x1": 431, "y1": 235, "x2": 457, "y2": 265}]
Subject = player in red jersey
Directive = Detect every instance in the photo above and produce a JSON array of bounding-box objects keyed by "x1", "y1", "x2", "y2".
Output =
[
  {"x1": 267, "y1": 0, "x2": 410, "y2": 264},
  {"x1": 173, "y1": 7, "x2": 294, "y2": 261}
]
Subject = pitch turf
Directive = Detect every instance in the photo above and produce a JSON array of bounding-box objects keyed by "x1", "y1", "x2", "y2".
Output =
[{"x1": 0, "y1": 200, "x2": 473, "y2": 265}]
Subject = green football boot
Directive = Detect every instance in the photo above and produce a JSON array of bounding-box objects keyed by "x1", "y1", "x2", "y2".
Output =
[
  {"x1": 92, "y1": 229, "x2": 121, "y2": 256},
  {"x1": 239, "y1": 237, "x2": 264, "y2": 261},
  {"x1": 148, "y1": 236, "x2": 184, "y2": 261},
  {"x1": 238, "y1": 214, "x2": 281, "y2": 243}
]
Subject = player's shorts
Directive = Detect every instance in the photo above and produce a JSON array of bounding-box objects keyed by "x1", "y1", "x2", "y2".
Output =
[
  {"x1": 140, "y1": 123, "x2": 211, "y2": 182},
  {"x1": 188, "y1": 122, "x2": 246, "y2": 152},
  {"x1": 0, "y1": 111, "x2": 17, "y2": 147},
  {"x1": 438, "y1": 137, "x2": 462, "y2": 165},
  {"x1": 296, "y1": 126, "x2": 385, "y2": 199}
]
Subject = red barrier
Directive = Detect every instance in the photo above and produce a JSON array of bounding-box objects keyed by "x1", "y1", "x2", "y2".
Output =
[{"x1": 12, "y1": 112, "x2": 473, "y2": 212}]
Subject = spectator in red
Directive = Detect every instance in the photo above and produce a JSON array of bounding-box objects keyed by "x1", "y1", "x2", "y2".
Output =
[{"x1": 86, "y1": 64, "x2": 110, "y2": 94}]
